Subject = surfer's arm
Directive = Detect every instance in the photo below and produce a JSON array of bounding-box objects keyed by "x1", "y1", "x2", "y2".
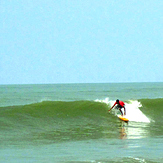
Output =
[
  {"x1": 108, "y1": 103, "x2": 116, "y2": 112},
  {"x1": 108, "y1": 107, "x2": 113, "y2": 112}
]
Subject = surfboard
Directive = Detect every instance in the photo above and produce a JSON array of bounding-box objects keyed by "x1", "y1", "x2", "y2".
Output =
[{"x1": 117, "y1": 115, "x2": 129, "y2": 122}]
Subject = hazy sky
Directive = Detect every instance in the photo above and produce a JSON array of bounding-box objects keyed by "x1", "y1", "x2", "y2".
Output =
[{"x1": 0, "y1": 0, "x2": 163, "y2": 84}]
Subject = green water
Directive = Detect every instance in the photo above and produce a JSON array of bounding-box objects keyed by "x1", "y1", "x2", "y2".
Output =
[{"x1": 0, "y1": 83, "x2": 162, "y2": 162}]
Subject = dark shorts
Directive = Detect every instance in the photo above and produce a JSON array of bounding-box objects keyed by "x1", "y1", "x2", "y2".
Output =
[{"x1": 115, "y1": 105, "x2": 123, "y2": 109}]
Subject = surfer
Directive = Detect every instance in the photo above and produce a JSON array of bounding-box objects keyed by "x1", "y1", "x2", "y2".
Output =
[{"x1": 108, "y1": 99, "x2": 126, "y2": 116}]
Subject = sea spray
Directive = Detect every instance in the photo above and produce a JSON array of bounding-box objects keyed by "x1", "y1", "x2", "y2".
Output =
[{"x1": 125, "y1": 100, "x2": 150, "y2": 123}]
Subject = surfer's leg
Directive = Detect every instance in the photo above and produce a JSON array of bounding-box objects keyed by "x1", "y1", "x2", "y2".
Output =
[{"x1": 119, "y1": 108, "x2": 123, "y2": 116}]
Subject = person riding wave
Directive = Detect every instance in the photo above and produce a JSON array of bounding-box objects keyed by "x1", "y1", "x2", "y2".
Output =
[{"x1": 108, "y1": 99, "x2": 126, "y2": 116}]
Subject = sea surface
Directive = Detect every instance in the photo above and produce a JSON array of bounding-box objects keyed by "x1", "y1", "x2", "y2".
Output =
[{"x1": 0, "y1": 82, "x2": 162, "y2": 163}]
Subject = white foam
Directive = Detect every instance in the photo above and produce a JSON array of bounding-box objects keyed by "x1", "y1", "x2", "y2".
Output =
[
  {"x1": 125, "y1": 100, "x2": 150, "y2": 123},
  {"x1": 95, "y1": 97, "x2": 114, "y2": 105}
]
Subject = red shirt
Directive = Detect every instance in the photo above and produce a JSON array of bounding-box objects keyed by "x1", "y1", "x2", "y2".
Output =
[{"x1": 114, "y1": 101, "x2": 125, "y2": 107}]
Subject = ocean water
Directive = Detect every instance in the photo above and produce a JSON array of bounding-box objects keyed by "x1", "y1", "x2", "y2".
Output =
[{"x1": 0, "y1": 82, "x2": 163, "y2": 163}]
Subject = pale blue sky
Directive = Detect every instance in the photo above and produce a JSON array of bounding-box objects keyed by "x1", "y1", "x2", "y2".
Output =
[{"x1": 0, "y1": 0, "x2": 163, "y2": 84}]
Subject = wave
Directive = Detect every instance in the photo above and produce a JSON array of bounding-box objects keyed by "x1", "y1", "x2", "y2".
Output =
[
  {"x1": 0, "y1": 98, "x2": 163, "y2": 129},
  {"x1": 1, "y1": 98, "x2": 163, "y2": 123},
  {"x1": 0, "y1": 98, "x2": 162, "y2": 145}
]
